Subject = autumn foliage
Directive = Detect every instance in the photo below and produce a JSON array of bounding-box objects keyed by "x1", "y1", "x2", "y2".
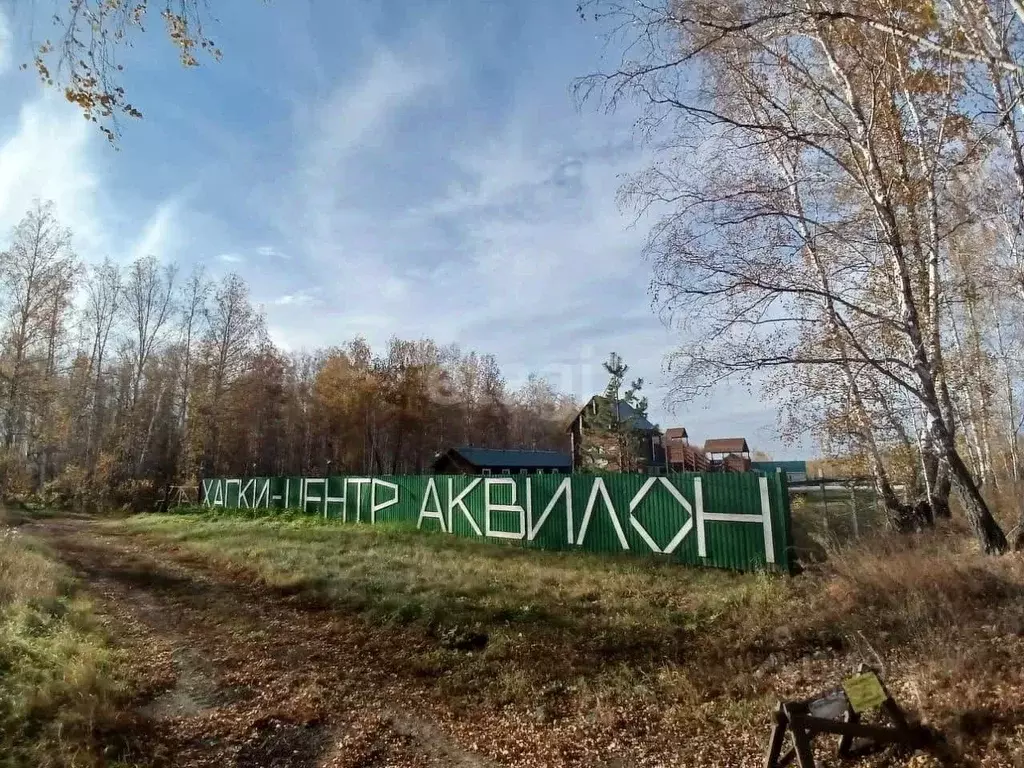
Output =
[{"x1": 0, "y1": 202, "x2": 576, "y2": 510}]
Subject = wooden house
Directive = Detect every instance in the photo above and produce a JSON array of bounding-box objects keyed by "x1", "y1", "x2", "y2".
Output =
[{"x1": 567, "y1": 396, "x2": 664, "y2": 472}]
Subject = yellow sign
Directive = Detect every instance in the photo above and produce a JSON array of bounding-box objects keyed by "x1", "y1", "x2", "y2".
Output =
[{"x1": 842, "y1": 672, "x2": 887, "y2": 713}]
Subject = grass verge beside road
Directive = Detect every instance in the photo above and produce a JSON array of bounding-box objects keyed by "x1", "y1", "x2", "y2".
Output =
[
  {"x1": 0, "y1": 509, "x2": 132, "y2": 768},
  {"x1": 115, "y1": 509, "x2": 1024, "y2": 763}
]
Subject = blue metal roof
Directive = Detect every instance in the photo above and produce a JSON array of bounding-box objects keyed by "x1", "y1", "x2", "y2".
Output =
[
  {"x1": 613, "y1": 399, "x2": 657, "y2": 432},
  {"x1": 568, "y1": 396, "x2": 659, "y2": 433},
  {"x1": 451, "y1": 447, "x2": 572, "y2": 469}
]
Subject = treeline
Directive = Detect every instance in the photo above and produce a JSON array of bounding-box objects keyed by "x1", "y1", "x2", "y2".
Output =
[{"x1": 0, "y1": 202, "x2": 576, "y2": 508}]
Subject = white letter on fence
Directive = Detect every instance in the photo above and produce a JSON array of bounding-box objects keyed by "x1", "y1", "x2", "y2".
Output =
[
  {"x1": 759, "y1": 476, "x2": 776, "y2": 563},
  {"x1": 346, "y1": 478, "x2": 369, "y2": 522},
  {"x1": 371, "y1": 480, "x2": 399, "y2": 523},
  {"x1": 695, "y1": 477, "x2": 706, "y2": 557},
  {"x1": 213, "y1": 480, "x2": 225, "y2": 507},
  {"x1": 201, "y1": 479, "x2": 215, "y2": 507},
  {"x1": 659, "y1": 477, "x2": 694, "y2": 555},
  {"x1": 484, "y1": 478, "x2": 525, "y2": 540},
  {"x1": 576, "y1": 478, "x2": 628, "y2": 550},
  {"x1": 325, "y1": 480, "x2": 347, "y2": 520},
  {"x1": 627, "y1": 477, "x2": 694, "y2": 555},
  {"x1": 526, "y1": 477, "x2": 573, "y2": 542},
  {"x1": 447, "y1": 478, "x2": 482, "y2": 536},
  {"x1": 695, "y1": 476, "x2": 775, "y2": 564},
  {"x1": 225, "y1": 478, "x2": 240, "y2": 507},
  {"x1": 418, "y1": 479, "x2": 446, "y2": 532},
  {"x1": 254, "y1": 479, "x2": 270, "y2": 508},
  {"x1": 239, "y1": 479, "x2": 255, "y2": 508},
  {"x1": 627, "y1": 477, "x2": 661, "y2": 552},
  {"x1": 303, "y1": 478, "x2": 325, "y2": 516}
]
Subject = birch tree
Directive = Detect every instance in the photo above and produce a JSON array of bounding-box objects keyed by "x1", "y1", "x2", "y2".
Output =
[
  {"x1": 172, "y1": 266, "x2": 209, "y2": 480},
  {"x1": 80, "y1": 258, "x2": 121, "y2": 474},
  {"x1": 119, "y1": 255, "x2": 177, "y2": 472},
  {"x1": 202, "y1": 273, "x2": 265, "y2": 470},
  {"x1": 0, "y1": 202, "x2": 78, "y2": 454},
  {"x1": 579, "y1": 0, "x2": 1009, "y2": 551},
  {"x1": 18, "y1": 0, "x2": 224, "y2": 140}
]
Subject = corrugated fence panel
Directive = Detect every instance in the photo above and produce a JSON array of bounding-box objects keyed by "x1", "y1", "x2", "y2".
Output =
[
  {"x1": 699, "y1": 472, "x2": 765, "y2": 570},
  {"x1": 196, "y1": 472, "x2": 793, "y2": 572}
]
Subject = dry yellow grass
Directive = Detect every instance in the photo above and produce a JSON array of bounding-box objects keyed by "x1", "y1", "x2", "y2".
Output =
[{"x1": 0, "y1": 509, "x2": 131, "y2": 768}]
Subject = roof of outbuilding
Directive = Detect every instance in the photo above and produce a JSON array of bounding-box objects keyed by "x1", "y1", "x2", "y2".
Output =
[
  {"x1": 446, "y1": 447, "x2": 572, "y2": 469},
  {"x1": 703, "y1": 438, "x2": 750, "y2": 454},
  {"x1": 664, "y1": 427, "x2": 689, "y2": 440}
]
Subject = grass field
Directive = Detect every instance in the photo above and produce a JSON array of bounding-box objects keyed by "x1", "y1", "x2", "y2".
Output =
[
  {"x1": 113, "y1": 508, "x2": 1024, "y2": 764},
  {"x1": 115, "y1": 510, "x2": 795, "y2": 710},
  {"x1": 5, "y1": 501, "x2": 1024, "y2": 765},
  {"x1": 0, "y1": 509, "x2": 132, "y2": 768}
]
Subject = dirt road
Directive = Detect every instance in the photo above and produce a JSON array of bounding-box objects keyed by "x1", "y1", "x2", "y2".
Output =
[{"x1": 27, "y1": 515, "x2": 504, "y2": 768}]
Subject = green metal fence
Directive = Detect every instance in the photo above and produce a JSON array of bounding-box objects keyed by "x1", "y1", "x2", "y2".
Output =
[{"x1": 198, "y1": 472, "x2": 793, "y2": 572}]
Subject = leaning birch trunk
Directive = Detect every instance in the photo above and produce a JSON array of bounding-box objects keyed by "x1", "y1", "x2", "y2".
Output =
[{"x1": 929, "y1": 412, "x2": 1008, "y2": 553}]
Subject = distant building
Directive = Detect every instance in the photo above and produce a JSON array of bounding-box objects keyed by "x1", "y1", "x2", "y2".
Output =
[
  {"x1": 750, "y1": 460, "x2": 808, "y2": 483},
  {"x1": 703, "y1": 437, "x2": 751, "y2": 473},
  {"x1": 664, "y1": 427, "x2": 709, "y2": 472},
  {"x1": 432, "y1": 447, "x2": 572, "y2": 475},
  {"x1": 567, "y1": 396, "x2": 664, "y2": 472}
]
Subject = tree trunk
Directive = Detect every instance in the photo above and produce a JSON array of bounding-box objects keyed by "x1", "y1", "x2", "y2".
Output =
[
  {"x1": 1012, "y1": 515, "x2": 1024, "y2": 551},
  {"x1": 945, "y1": 445, "x2": 1007, "y2": 553},
  {"x1": 919, "y1": 430, "x2": 951, "y2": 520}
]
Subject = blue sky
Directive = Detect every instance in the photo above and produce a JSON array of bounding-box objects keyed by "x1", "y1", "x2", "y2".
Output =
[{"x1": 0, "y1": 0, "x2": 796, "y2": 456}]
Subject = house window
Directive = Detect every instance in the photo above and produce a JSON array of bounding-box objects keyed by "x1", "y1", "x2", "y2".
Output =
[
  {"x1": 520, "y1": 468, "x2": 528, "y2": 475},
  {"x1": 481, "y1": 468, "x2": 492, "y2": 476},
  {"x1": 501, "y1": 469, "x2": 511, "y2": 475}
]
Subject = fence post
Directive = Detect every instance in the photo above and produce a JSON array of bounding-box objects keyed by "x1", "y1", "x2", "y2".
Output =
[
  {"x1": 820, "y1": 468, "x2": 829, "y2": 533},
  {"x1": 849, "y1": 483, "x2": 859, "y2": 539},
  {"x1": 775, "y1": 468, "x2": 794, "y2": 573}
]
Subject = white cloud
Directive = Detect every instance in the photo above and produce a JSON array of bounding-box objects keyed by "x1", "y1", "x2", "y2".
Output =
[
  {"x1": 256, "y1": 245, "x2": 287, "y2": 258},
  {"x1": 218, "y1": 252, "x2": 244, "y2": 263},
  {"x1": 273, "y1": 113, "x2": 664, "y2": 404},
  {"x1": 256, "y1": 20, "x2": 786, "y2": 452},
  {"x1": 304, "y1": 47, "x2": 444, "y2": 175},
  {"x1": 0, "y1": 94, "x2": 201, "y2": 277},
  {"x1": 130, "y1": 197, "x2": 181, "y2": 263},
  {"x1": 273, "y1": 291, "x2": 319, "y2": 307},
  {"x1": 293, "y1": 31, "x2": 448, "y2": 268},
  {"x1": 0, "y1": 7, "x2": 11, "y2": 75},
  {"x1": 0, "y1": 96, "x2": 104, "y2": 255}
]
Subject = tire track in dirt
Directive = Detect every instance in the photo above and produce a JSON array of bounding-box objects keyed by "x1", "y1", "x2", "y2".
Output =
[{"x1": 27, "y1": 515, "x2": 497, "y2": 768}]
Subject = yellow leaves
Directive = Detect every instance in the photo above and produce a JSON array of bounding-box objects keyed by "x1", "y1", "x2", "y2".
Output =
[{"x1": 30, "y1": 1, "x2": 218, "y2": 141}]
